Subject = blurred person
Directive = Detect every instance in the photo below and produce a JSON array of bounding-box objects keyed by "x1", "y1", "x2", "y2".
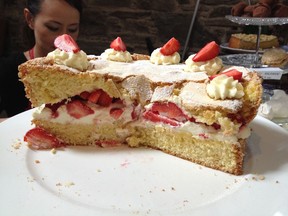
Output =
[{"x1": 0, "y1": 0, "x2": 83, "y2": 117}]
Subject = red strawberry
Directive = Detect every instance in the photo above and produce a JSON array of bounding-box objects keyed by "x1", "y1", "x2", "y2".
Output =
[
  {"x1": 24, "y1": 127, "x2": 65, "y2": 150},
  {"x1": 97, "y1": 91, "x2": 112, "y2": 107},
  {"x1": 209, "y1": 69, "x2": 243, "y2": 81},
  {"x1": 110, "y1": 108, "x2": 124, "y2": 120},
  {"x1": 192, "y1": 41, "x2": 219, "y2": 62},
  {"x1": 54, "y1": 34, "x2": 80, "y2": 53},
  {"x1": 66, "y1": 100, "x2": 94, "y2": 119},
  {"x1": 45, "y1": 100, "x2": 66, "y2": 118},
  {"x1": 79, "y1": 91, "x2": 90, "y2": 100},
  {"x1": 110, "y1": 37, "x2": 127, "y2": 51},
  {"x1": 143, "y1": 110, "x2": 180, "y2": 126},
  {"x1": 160, "y1": 37, "x2": 180, "y2": 56},
  {"x1": 151, "y1": 102, "x2": 188, "y2": 122},
  {"x1": 88, "y1": 89, "x2": 102, "y2": 103}
]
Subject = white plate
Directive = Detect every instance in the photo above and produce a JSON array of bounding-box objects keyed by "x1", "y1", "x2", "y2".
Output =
[{"x1": 1, "y1": 109, "x2": 288, "y2": 216}]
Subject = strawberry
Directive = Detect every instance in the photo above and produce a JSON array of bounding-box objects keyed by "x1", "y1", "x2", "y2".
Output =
[
  {"x1": 160, "y1": 37, "x2": 180, "y2": 56},
  {"x1": 54, "y1": 34, "x2": 80, "y2": 53},
  {"x1": 97, "y1": 91, "x2": 112, "y2": 107},
  {"x1": 79, "y1": 91, "x2": 90, "y2": 100},
  {"x1": 66, "y1": 100, "x2": 94, "y2": 119},
  {"x1": 143, "y1": 110, "x2": 180, "y2": 126},
  {"x1": 24, "y1": 127, "x2": 65, "y2": 150},
  {"x1": 110, "y1": 108, "x2": 124, "y2": 120},
  {"x1": 110, "y1": 37, "x2": 127, "y2": 51},
  {"x1": 45, "y1": 100, "x2": 66, "y2": 118},
  {"x1": 87, "y1": 89, "x2": 102, "y2": 103},
  {"x1": 192, "y1": 41, "x2": 219, "y2": 62},
  {"x1": 209, "y1": 69, "x2": 243, "y2": 81},
  {"x1": 151, "y1": 102, "x2": 188, "y2": 122}
]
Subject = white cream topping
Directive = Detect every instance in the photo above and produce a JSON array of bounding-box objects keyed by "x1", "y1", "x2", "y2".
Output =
[
  {"x1": 206, "y1": 75, "x2": 244, "y2": 100},
  {"x1": 184, "y1": 54, "x2": 223, "y2": 75},
  {"x1": 150, "y1": 48, "x2": 181, "y2": 65},
  {"x1": 100, "y1": 48, "x2": 132, "y2": 62},
  {"x1": 47, "y1": 48, "x2": 89, "y2": 71}
]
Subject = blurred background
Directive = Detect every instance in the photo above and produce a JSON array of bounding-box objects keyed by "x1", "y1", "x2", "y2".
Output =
[{"x1": 0, "y1": 0, "x2": 287, "y2": 57}]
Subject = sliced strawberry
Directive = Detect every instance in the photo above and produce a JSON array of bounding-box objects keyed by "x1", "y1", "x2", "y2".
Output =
[
  {"x1": 192, "y1": 41, "x2": 219, "y2": 62},
  {"x1": 79, "y1": 91, "x2": 90, "y2": 100},
  {"x1": 110, "y1": 108, "x2": 124, "y2": 120},
  {"x1": 110, "y1": 37, "x2": 127, "y2": 51},
  {"x1": 151, "y1": 102, "x2": 188, "y2": 122},
  {"x1": 143, "y1": 110, "x2": 180, "y2": 126},
  {"x1": 54, "y1": 34, "x2": 80, "y2": 53},
  {"x1": 160, "y1": 37, "x2": 180, "y2": 56},
  {"x1": 45, "y1": 100, "x2": 66, "y2": 118},
  {"x1": 88, "y1": 89, "x2": 102, "y2": 103},
  {"x1": 97, "y1": 91, "x2": 112, "y2": 107},
  {"x1": 66, "y1": 100, "x2": 94, "y2": 119},
  {"x1": 24, "y1": 127, "x2": 65, "y2": 150},
  {"x1": 209, "y1": 69, "x2": 243, "y2": 81}
]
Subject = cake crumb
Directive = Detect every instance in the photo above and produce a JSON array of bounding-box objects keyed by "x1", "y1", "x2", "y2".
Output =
[
  {"x1": 64, "y1": 182, "x2": 75, "y2": 187},
  {"x1": 12, "y1": 139, "x2": 22, "y2": 149},
  {"x1": 50, "y1": 148, "x2": 57, "y2": 154},
  {"x1": 251, "y1": 174, "x2": 265, "y2": 181},
  {"x1": 35, "y1": 160, "x2": 40, "y2": 164}
]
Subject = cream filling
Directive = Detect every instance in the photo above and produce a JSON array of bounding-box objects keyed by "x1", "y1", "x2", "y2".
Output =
[
  {"x1": 131, "y1": 118, "x2": 250, "y2": 144},
  {"x1": 33, "y1": 103, "x2": 134, "y2": 125},
  {"x1": 33, "y1": 102, "x2": 250, "y2": 144}
]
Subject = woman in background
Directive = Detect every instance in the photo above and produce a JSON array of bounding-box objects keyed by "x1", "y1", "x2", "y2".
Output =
[{"x1": 0, "y1": 0, "x2": 83, "y2": 117}]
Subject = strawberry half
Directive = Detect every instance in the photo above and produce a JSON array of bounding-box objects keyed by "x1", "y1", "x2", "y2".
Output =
[
  {"x1": 209, "y1": 69, "x2": 243, "y2": 81},
  {"x1": 110, "y1": 108, "x2": 124, "y2": 120},
  {"x1": 143, "y1": 110, "x2": 180, "y2": 126},
  {"x1": 110, "y1": 37, "x2": 127, "y2": 51},
  {"x1": 24, "y1": 127, "x2": 65, "y2": 150},
  {"x1": 150, "y1": 102, "x2": 188, "y2": 122},
  {"x1": 87, "y1": 89, "x2": 102, "y2": 103},
  {"x1": 192, "y1": 41, "x2": 219, "y2": 62},
  {"x1": 97, "y1": 91, "x2": 112, "y2": 107},
  {"x1": 54, "y1": 34, "x2": 80, "y2": 53},
  {"x1": 160, "y1": 37, "x2": 180, "y2": 56},
  {"x1": 66, "y1": 100, "x2": 94, "y2": 119}
]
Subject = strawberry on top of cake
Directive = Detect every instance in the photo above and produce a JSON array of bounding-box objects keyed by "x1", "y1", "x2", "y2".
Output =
[
  {"x1": 184, "y1": 41, "x2": 223, "y2": 75},
  {"x1": 47, "y1": 34, "x2": 89, "y2": 71},
  {"x1": 150, "y1": 37, "x2": 181, "y2": 65},
  {"x1": 206, "y1": 69, "x2": 244, "y2": 100},
  {"x1": 100, "y1": 37, "x2": 133, "y2": 62}
]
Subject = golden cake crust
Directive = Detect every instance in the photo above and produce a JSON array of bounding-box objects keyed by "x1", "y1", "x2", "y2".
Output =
[{"x1": 228, "y1": 33, "x2": 279, "y2": 50}]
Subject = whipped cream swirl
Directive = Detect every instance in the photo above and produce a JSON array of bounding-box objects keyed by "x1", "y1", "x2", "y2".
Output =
[
  {"x1": 150, "y1": 48, "x2": 180, "y2": 65},
  {"x1": 100, "y1": 48, "x2": 132, "y2": 62},
  {"x1": 184, "y1": 54, "x2": 223, "y2": 75},
  {"x1": 206, "y1": 74, "x2": 244, "y2": 100},
  {"x1": 47, "y1": 48, "x2": 89, "y2": 71}
]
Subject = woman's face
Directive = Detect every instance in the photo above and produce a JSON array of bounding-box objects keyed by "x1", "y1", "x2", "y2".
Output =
[{"x1": 28, "y1": 0, "x2": 80, "y2": 56}]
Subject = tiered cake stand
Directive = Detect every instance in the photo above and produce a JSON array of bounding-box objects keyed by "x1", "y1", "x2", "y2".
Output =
[{"x1": 225, "y1": 15, "x2": 288, "y2": 68}]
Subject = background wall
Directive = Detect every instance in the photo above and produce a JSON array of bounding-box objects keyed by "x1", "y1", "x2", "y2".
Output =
[{"x1": 0, "y1": 0, "x2": 287, "y2": 57}]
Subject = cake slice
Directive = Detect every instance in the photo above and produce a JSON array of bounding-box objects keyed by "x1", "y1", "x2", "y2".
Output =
[
  {"x1": 228, "y1": 33, "x2": 279, "y2": 50},
  {"x1": 18, "y1": 35, "x2": 262, "y2": 175}
]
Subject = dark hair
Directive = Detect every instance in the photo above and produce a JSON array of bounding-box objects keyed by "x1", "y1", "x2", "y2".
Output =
[{"x1": 23, "y1": 0, "x2": 83, "y2": 49}]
